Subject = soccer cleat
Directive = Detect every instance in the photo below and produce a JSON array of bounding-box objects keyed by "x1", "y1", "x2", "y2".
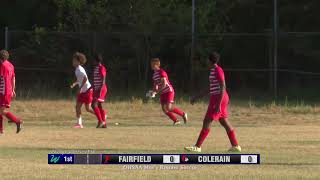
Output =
[
  {"x1": 16, "y1": 120, "x2": 23, "y2": 133},
  {"x1": 184, "y1": 146, "x2": 201, "y2": 153},
  {"x1": 96, "y1": 121, "x2": 102, "y2": 128},
  {"x1": 101, "y1": 122, "x2": 107, "y2": 128},
  {"x1": 73, "y1": 124, "x2": 83, "y2": 129},
  {"x1": 228, "y1": 145, "x2": 242, "y2": 152},
  {"x1": 173, "y1": 121, "x2": 181, "y2": 126},
  {"x1": 183, "y1": 113, "x2": 188, "y2": 124},
  {"x1": 0, "y1": 129, "x2": 3, "y2": 134}
]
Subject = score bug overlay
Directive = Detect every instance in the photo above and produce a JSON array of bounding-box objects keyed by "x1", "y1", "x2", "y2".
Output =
[
  {"x1": 48, "y1": 154, "x2": 260, "y2": 165},
  {"x1": 48, "y1": 154, "x2": 74, "y2": 164}
]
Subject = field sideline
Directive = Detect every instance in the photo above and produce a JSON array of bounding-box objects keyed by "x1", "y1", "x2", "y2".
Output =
[{"x1": 0, "y1": 99, "x2": 319, "y2": 180}]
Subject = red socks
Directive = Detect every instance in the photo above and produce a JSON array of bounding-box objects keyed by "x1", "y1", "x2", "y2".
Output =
[
  {"x1": 0, "y1": 113, "x2": 20, "y2": 132},
  {"x1": 227, "y1": 129, "x2": 239, "y2": 146},
  {"x1": 99, "y1": 108, "x2": 107, "y2": 124},
  {"x1": 194, "y1": 127, "x2": 238, "y2": 148},
  {"x1": 164, "y1": 107, "x2": 184, "y2": 122},
  {"x1": 5, "y1": 112, "x2": 20, "y2": 124},
  {"x1": 196, "y1": 128, "x2": 210, "y2": 147},
  {"x1": 172, "y1": 107, "x2": 184, "y2": 117},
  {"x1": 194, "y1": 128, "x2": 238, "y2": 147},
  {"x1": 165, "y1": 112, "x2": 178, "y2": 122},
  {"x1": 93, "y1": 107, "x2": 103, "y2": 122}
]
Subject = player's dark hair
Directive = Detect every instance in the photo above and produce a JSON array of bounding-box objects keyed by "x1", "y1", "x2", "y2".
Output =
[
  {"x1": 0, "y1": 50, "x2": 9, "y2": 60},
  {"x1": 94, "y1": 53, "x2": 103, "y2": 63},
  {"x1": 209, "y1": 52, "x2": 220, "y2": 64},
  {"x1": 151, "y1": 57, "x2": 160, "y2": 63},
  {"x1": 73, "y1": 52, "x2": 87, "y2": 65}
]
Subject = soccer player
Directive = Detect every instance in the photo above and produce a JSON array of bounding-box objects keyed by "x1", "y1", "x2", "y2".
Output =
[
  {"x1": 91, "y1": 54, "x2": 108, "y2": 128},
  {"x1": 150, "y1": 58, "x2": 188, "y2": 125},
  {"x1": 184, "y1": 52, "x2": 241, "y2": 152},
  {"x1": 0, "y1": 50, "x2": 22, "y2": 134},
  {"x1": 70, "y1": 52, "x2": 95, "y2": 128}
]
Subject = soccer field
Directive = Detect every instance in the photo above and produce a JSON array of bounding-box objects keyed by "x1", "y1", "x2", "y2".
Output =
[{"x1": 0, "y1": 100, "x2": 319, "y2": 180}]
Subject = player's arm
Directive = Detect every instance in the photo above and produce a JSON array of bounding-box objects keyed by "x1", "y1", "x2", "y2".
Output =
[
  {"x1": 154, "y1": 77, "x2": 166, "y2": 94},
  {"x1": 215, "y1": 68, "x2": 226, "y2": 113},
  {"x1": 70, "y1": 81, "x2": 79, "y2": 88},
  {"x1": 12, "y1": 76, "x2": 16, "y2": 98},
  {"x1": 99, "y1": 67, "x2": 106, "y2": 96},
  {"x1": 79, "y1": 76, "x2": 88, "y2": 90},
  {"x1": 99, "y1": 75, "x2": 106, "y2": 96},
  {"x1": 147, "y1": 82, "x2": 159, "y2": 98},
  {"x1": 152, "y1": 83, "x2": 159, "y2": 92},
  {"x1": 215, "y1": 80, "x2": 226, "y2": 113}
]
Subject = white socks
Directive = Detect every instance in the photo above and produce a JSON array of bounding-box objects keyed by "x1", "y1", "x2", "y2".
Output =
[{"x1": 77, "y1": 116, "x2": 82, "y2": 125}]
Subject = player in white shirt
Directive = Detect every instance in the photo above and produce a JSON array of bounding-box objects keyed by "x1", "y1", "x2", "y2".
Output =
[{"x1": 70, "y1": 52, "x2": 95, "y2": 128}]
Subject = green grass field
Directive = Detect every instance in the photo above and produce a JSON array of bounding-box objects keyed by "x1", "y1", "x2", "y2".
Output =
[{"x1": 0, "y1": 99, "x2": 319, "y2": 180}]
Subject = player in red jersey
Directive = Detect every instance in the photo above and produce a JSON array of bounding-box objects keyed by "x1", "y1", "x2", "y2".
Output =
[
  {"x1": 185, "y1": 52, "x2": 241, "y2": 152},
  {"x1": 70, "y1": 52, "x2": 95, "y2": 128},
  {"x1": 0, "y1": 50, "x2": 22, "y2": 134},
  {"x1": 91, "y1": 54, "x2": 108, "y2": 128},
  {"x1": 149, "y1": 58, "x2": 188, "y2": 125}
]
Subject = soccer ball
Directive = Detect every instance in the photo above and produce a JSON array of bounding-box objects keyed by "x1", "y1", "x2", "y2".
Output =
[{"x1": 146, "y1": 90, "x2": 155, "y2": 98}]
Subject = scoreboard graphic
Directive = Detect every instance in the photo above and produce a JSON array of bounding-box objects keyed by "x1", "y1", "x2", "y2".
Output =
[{"x1": 48, "y1": 154, "x2": 260, "y2": 165}]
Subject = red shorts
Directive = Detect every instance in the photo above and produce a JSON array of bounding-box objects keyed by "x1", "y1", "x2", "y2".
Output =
[
  {"x1": 93, "y1": 85, "x2": 107, "y2": 103},
  {"x1": 77, "y1": 88, "x2": 93, "y2": 104},
  {"x1": 205, "y1": 93, "x2": 229, "y2": 121},
  {"x1": 160, "y1": 92, "x2": 175, "y2": 105},
  {"x1": 0, "y1": 94, "x2": 12, "y2": 108}
]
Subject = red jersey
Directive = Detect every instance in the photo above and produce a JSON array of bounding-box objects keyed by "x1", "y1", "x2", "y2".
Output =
[
  {"x1": 209, "y1": 65, "x2": 225, "y2": 95},
  {"x1": 93, "y1": 63, "x2": 107, "y2": 91},
  {"x1": 153, "y1": 68, "x2": 173, "y2": 94},
  {"x1": 0, "y1": 60, "x2": 15, "y2": 96}
]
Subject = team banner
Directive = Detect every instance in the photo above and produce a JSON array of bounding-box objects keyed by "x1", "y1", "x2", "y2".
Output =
[{"x1": 48, "y1": 154, "x2": 260, "y2": 165}]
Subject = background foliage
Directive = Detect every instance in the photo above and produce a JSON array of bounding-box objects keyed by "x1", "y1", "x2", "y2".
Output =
[{"x1": 0, "y1": 0, "x2": 319, "y2": 100}]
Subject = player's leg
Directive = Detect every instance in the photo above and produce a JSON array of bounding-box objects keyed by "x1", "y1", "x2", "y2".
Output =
[
  {"x1": 91, "y1": 100, "x2": 103, "y2": 128},
  {"x1": 219, "y1": 118, "x2": 241, "y2": 152},
  {"x1": 195, "y1": 117, "x2": 212, "y2": 148},
  {"x1": 162, "y1": 103, "x2": 180, "y2": 125},
  {"x1": 0, "y1": 115, "x2": 3, "y2": 134},
  {"x1": 85, "y1": 103, "x2": 95, "y2": 114},
  {"x1": 84, "y1": 89, "x2": 95, "y2": 115},
  {"x1": 160, "y1": 93, "x2": 180, "y2": 125},
  {"x1": 168, "y1": 102, "x2": 188, "y2": 124},
  {"x1": 0, "y1": 107, "x2": 22, "y2": 133},
  {"x1": 0, "y1": 95, "x2": 22, "y2": 133},
  {"x1": 185, "y1": 117, "x2": 212, "y2": 152},
  {"x1": 94, "y1": 87, "x2": 107, "y2": 128},
  {"x1": 74, "y1": 101, "x2": 83, "y2": 128},
  {"x1": 185, "y1": 96, "x2": 217, "y2": 152},
  {"x1": 98, "y1": 102, "x2": 107, "y2": 128}
]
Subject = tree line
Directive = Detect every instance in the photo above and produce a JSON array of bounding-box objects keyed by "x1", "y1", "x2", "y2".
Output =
[{"x1": 1, "y1": 0, "x2": 319, "y2": 98}]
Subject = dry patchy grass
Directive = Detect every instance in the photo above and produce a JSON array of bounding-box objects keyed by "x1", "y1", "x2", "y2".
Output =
[{"x1": 0, "y1": 100, "x2": 320, "y2": 180}]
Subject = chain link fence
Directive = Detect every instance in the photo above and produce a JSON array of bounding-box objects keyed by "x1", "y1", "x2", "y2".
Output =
[{"x1": 3, "y1": 29, "x2": 320, "y2": 101}]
